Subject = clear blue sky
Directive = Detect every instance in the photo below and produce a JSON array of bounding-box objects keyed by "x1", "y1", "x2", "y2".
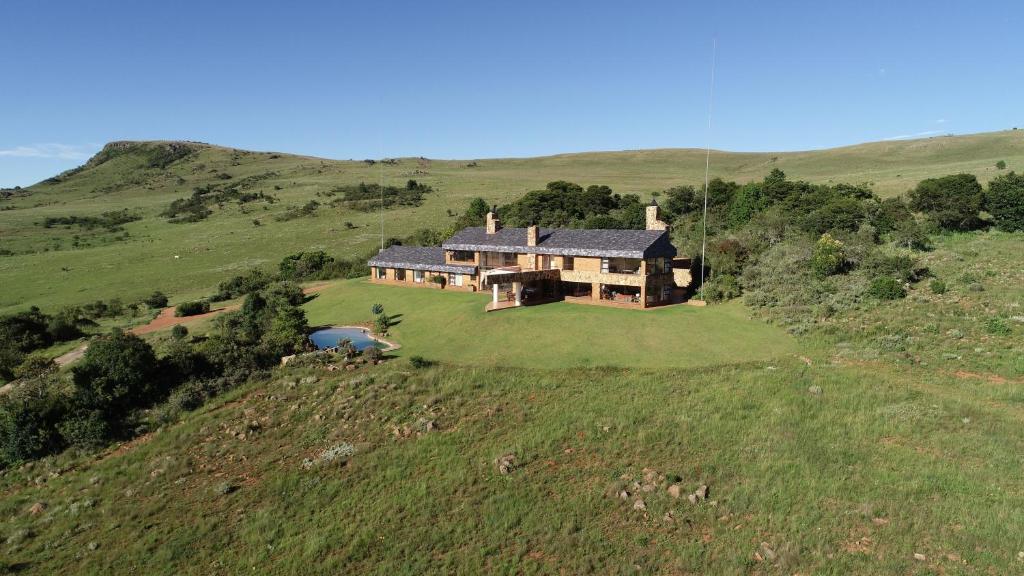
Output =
[{"x1": 2, "y1": 0, "x2": 1021, "y2": 187}]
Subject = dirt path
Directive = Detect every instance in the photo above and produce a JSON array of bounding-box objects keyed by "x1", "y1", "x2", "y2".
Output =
[
  {"x1": 130, "y1": 304, "x2": 241, "y2": 335},
  {"x1": 54, "y1": 343, "x2": 89, "y2": 366}
]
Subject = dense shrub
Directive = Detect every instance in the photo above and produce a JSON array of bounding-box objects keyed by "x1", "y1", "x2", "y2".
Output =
[
  {"x1": 701, "y1": 274, "x2": 741, "y2": 302},
  {"x1": 985, "y1": 171, "x2": 1024, "y2": 231},
  {"x1": 175, "y1": 300, "x2": 210, "y2": 317},
  {"x1": 0, "y1": 307, "x2": 84, "y2": 380},
  {"x1": 214, "y1": 268, "x2": 273, "y2": 300},
  {"x1": 71, "y1": 331, "x2": 161, "y2": 410},
  {"x1": 333, "y1": 179, "x2": 434, "y2": 211},
  {"x1": 866, "y1": 276, "x2": 906, "y2": 300},
  {"x1": 409, "y1": 355, "x2": 434, "y2": 369},
  {"x1": 860, "y1": 252, "x2": 920, "y2": 283},
  {"x1": 279, "y1": 251, "x2": 334, "y2": 280},
  {"x1": 496, "y1": 181, "x2": 644, "y2": 229},
  {"x1": 0, "y1": 379, "x2": 64, "y2": 466},
  {"x1": 811, "y1": 233, "x2": 846, "y2": 278},
  {"x1": 42, "y1": 209, "x2": 141, "y2": 232},
  {"x1": 908, "y1": 173, "x2": 984, "y2": 231},
  {"x1": 57, "y1": 410, "x2": 111, "y2": 449},
  {"x1": 375, "y1": 313, "x2": 390, "y2": 335},
  {"x1": 144, "y1": 291, "x2": 169, "y2": 309},
  {"x1": 929, "y1": 279, "x2": 947, "y2": 294},
  {"x1": 171, "y1": 325, "x2": 189, "y2": 340},
  {"x1": 984, "y1": 317, "x2": 1012, "y2": 336}
]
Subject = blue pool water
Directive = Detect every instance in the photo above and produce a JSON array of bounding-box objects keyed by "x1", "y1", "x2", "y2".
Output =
[{"x1": 309, "y1": 327, "x2": 383, "y2": 351}]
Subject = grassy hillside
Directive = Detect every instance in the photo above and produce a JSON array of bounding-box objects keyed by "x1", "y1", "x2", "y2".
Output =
[
  {"x1": 3, "y1": 354, "x2": 1022, "y2": 574},
  {"x1": 1, "y1": 130, "x2": 1022, "y2": 314}
]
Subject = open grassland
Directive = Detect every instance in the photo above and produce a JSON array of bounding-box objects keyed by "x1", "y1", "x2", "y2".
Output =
[
  {"x1": 303, "y1": 280, "x2": 797, "y2": 369},
  {"x1": 1, "y1": 130, "x2": 1022, "y2": 314},
  {"x1": 2, "y1": 356, "x2": 1023, "y2": 574}
]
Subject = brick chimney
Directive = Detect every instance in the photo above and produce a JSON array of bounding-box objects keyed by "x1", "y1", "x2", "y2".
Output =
[
  {"x1": 526, "y1": 224, "x2": 538, "y2": 246},
  {"x1": 645, "y1": 199, "x2": 668, "y2": 231},
  {"x1": 486, "y1": 206, "x2": 501, "y2": 235}
]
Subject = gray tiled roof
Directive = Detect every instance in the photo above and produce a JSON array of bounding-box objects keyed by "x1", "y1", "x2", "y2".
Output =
[
  {"x1": 368, "y1": 246, "x2": 476, "y2": 274},
  {"x1": 442, "y1": 226, "x2": 676, "y2": 259}
]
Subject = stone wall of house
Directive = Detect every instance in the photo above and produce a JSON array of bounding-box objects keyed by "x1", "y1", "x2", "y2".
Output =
[{"x1": 370, "y1": 267, "x2": 477, "y2": 291}]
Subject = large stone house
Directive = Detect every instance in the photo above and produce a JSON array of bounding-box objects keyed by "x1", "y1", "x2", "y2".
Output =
[{"x1": 368, "y1": 203, "x2": 690, "y2": 310}]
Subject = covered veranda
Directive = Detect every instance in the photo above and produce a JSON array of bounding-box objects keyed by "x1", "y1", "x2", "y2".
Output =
[{"x1": 481, "y1": 267, "x2": 561, "y2": 311}]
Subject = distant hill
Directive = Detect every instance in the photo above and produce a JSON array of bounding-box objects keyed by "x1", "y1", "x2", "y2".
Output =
[{"x1": 0, "y1": 130, "x2": 1021, "y2": 312}]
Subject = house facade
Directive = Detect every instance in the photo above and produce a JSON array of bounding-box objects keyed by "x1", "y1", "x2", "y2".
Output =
[{"x1": 368, "y1": 203, "x2": 689, "y2": 310}]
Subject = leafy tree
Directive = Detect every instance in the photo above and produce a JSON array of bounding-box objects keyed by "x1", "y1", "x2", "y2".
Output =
[
  {"x1": 466, "y1": 197, "x2": 490, "y2": 222},
  {"x1": 908, "y1": 174, "x2": 984, "y2": 231},
  {"x1": 727, "y1": 183, "x2": 768, "y2": 227},
  {"x1": 70, "y1": 330, "x2": 160, "y2": 429},
  {"x1": 802, "y1": 197, "x2": 865, "y2": 234},
  {"x1": 171, "y1": 324, "x2": 189, "y2": 340},
  {"x1": 582, "y1": 214, "x2": 623, "y2": 229},
  {"x1": 663, "y1": 185, "x2": 698, "y2": 218},
  {"x1": 868, "y1": 197, "x2": 915, "y2": 234},
  {"x1": 985, "y1": 171, "x2": 1024, "y2": 231},
  {"x1": 262, "y1": 306, "x2": 309, "y2": 356},
  {"x1": 996, "y1": 160, "x2": 1007, "y2": 170}
]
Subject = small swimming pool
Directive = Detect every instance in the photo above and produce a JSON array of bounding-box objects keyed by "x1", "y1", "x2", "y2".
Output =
[{"x1": 309, "y1": 327, "x2": 385, "y2": 351}]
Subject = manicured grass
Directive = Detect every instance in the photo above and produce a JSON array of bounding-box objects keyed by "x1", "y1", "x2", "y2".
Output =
[
  {"x1": 303, "y1": 279, "x2": 797, "y2": 368},
  {"x1": 2, "y1": 130, "x2": 1022, "y2": 314},
  {"x1": 2, "y1": 358, "x2": 1022, "y2": 574}
]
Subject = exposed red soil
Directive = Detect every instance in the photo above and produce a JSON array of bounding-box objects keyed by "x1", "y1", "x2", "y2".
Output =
[{"x1": 131, "y1": 304, "x2": 240, "y2": 335}]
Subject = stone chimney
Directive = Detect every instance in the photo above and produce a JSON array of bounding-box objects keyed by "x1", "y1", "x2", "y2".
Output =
[
  {"x1": 645, "y1": 199, "x2": 668, "y2": 231},
  {"x1": 485, "y1": 206, "x2": 501, "y2": 235},
  {"x1": 526, "y1": 224, "x2": 539, "y2": 247}
]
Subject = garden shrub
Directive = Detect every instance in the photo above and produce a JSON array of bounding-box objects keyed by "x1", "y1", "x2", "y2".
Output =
[{"x1": 929, "y1": 279, "x2": 947, "y2": 294}]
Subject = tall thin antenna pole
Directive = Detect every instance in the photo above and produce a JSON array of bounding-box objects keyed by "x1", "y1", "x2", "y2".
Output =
[
  {"x1": 379, "y1": 139, "x2": 385, "y2": 251},
  {"x1": 699, "y1": 38, "x2": 717, "y2": 301}
]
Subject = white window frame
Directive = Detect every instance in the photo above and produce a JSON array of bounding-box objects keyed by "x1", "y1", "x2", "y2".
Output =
[
  {"x1": 413, "y1": 270, "x2": 424, "y2": 283},
  {"x1": 452, "y1": 273, "x2": 464, "y2": 287},
  {"x1": 375, "y1": 267, "x2": 387, "y2": 279},
  {"x1": 600, "y1": 258, "x2": 609, "y2": 273}
]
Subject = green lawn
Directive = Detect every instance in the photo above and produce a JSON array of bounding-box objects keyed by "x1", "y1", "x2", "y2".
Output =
[{"x1": 303, "y1": 279, "x2": 797, "y2": 368}]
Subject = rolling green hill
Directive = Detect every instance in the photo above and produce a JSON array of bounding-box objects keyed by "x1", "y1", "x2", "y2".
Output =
[
  {"x1": 1, "y1": 130, "x2": 1022, "y2": 314},
  {"x1": 2, "y1": 132, "x2": 1023, "y2": 574}
]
